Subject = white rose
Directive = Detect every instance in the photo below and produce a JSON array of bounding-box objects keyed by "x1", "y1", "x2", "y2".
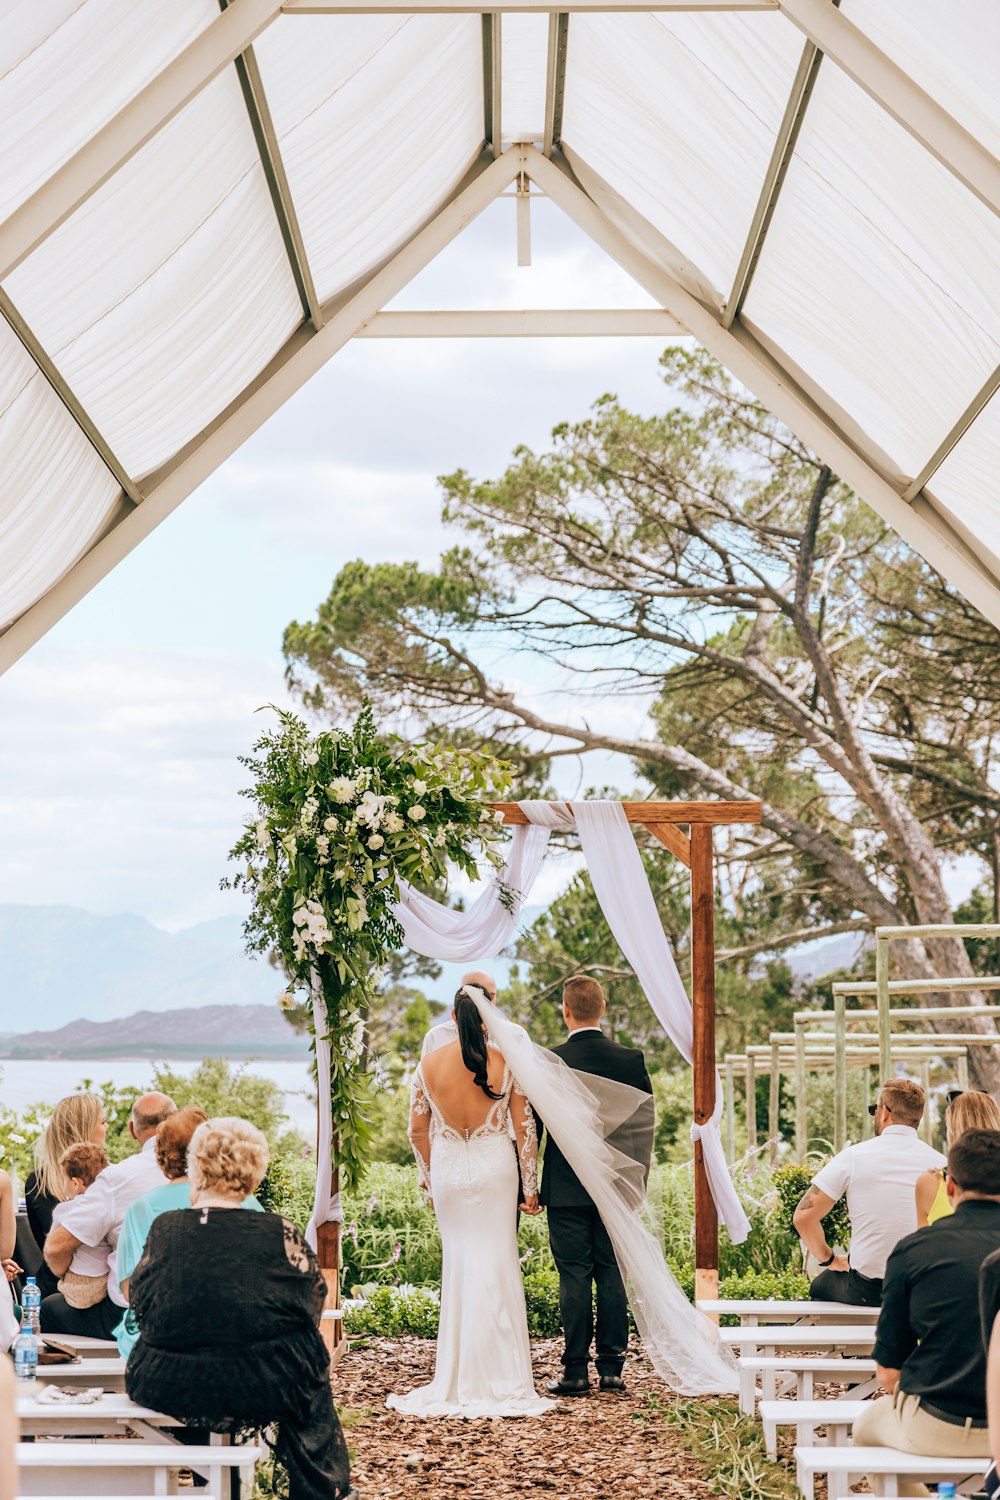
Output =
[
  {"x1": 304, "y1": 748, "x2": 319, "y2": 766},
  {"x1": 412, "y1": 779, "x2": 427, "y2": 795},
  {"x1": 368, "y1": 833, "x2": 384, "y2": 849},
  {"x1": 323, "y1": 815, "x2": 339, "y2": 833},
  {"x1": 408, "y1": 805, "x2": 426, "y2": 822}
]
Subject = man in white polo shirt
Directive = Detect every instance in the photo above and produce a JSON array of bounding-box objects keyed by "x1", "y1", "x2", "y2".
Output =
[
  {"x1": 41, "y1": 1092, "x2": 175, "y2": 1337},
  {"x1": 793, "y1": 1077, "x2": 944, "y2": 1307}
]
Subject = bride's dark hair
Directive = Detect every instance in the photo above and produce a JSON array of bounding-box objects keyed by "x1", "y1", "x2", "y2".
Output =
[{"x1": 454, "y1": 987, "x2": 502, "y2": 1100}]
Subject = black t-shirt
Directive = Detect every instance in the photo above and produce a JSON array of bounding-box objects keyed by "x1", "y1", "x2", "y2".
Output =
[
  {"x1": 23, "y1": 1170, "x2": 60, "y2": 1297},
  {"x1": 873, "y1": 1199, "x2": 1000, "y2": 1418},
  {"x1": 980, "y1": 1246, "x2": 1000, "y2": 1354}
]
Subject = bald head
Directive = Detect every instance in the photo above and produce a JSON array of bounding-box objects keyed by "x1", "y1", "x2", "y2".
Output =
[
  {"x1": 461, "y1": 969, "x2": 497, "y2": 1002},
  {"x1": 131, "y1": 1092, "x2": 177, "y2": 1143}
]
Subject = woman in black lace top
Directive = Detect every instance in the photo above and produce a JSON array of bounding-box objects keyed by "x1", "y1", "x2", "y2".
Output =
[{"x1": 125, "y1": 1117, "x2": 353, "y2": 1500}]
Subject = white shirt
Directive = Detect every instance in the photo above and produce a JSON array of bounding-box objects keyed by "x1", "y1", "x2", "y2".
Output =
[
  {"x1": 56, "y1": 1137, "x2": 167, "y2": 1306},
  {"x1": 421, "y1": 1020, "x2": 458, "y2": 1057},
  {"x1": 51, "y1": 1199, "x2": 112, "y2": 1281},
  {"x1": 811, "y1": 1125, "x2": 945, "y2": 1280}
]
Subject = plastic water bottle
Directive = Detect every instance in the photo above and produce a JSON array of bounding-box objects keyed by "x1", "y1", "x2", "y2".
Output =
[
  {"x1": 21, "y1": 1276, "x2": 41, "y2": 1333},
  {"x1": 937, "y1": 1485, "x2": 957, "y2": 1498},
  {"x1": 13, "y1": 1324, "x2": 38, "y2": 1383}
]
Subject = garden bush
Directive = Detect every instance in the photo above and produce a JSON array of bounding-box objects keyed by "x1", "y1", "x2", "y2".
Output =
[{"x1": 772, "y1": 1161, "x2": 850, "y2": 1251}]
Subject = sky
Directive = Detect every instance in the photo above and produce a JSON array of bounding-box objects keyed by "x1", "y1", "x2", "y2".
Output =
[{"x1": 0, "y1": 198, "x2": 677, "y2": 932}]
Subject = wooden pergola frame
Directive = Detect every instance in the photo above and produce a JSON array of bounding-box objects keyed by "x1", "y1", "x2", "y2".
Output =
[{"x1": 493, "y1": 798, "x2": 762, "y2": 1299}]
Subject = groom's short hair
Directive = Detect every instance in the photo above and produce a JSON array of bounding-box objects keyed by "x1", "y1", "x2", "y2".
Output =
[{"x1": 563, "y1": 976, "x2": 605, "y2": 1022}]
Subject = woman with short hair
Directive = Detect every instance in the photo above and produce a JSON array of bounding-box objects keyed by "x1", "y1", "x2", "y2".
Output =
[{"x1": 125, "y1": 1117, "x2": 353, "y2": 1500}]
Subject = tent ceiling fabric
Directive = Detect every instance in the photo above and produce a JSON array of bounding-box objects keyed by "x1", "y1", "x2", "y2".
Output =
[{"x1": 1, "y1": 0, "x2": 999, "y2": 666}]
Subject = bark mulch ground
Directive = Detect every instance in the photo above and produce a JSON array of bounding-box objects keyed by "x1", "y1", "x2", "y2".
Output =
[{"x1": 336, "y1": 1336, "x2": 722, "y2": 1499}]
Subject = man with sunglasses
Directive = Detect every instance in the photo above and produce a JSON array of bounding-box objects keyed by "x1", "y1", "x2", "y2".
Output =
[{"x1": 793, "y1": 1078, "x2": 945, "y2": 1307}]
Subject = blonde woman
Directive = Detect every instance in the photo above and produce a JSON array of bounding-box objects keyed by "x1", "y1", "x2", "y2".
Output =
[
  {"x1": 24, "y1": 1094, "x2": 106, "y2": 1295},
  {"x1": 916, "y1": 1089, "x2": 1000, "y2": 1226}
]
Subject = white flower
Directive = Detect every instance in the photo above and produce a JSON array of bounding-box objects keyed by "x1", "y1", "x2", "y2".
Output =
[
  {"x1": 384, "y1": 811, "x2": 404, "y2": 834},
  {"x1": 492, "y1": 809, "x2": 506, "y2": 825},
  {"x1": 277, "y1": 992, "x2": 297, "y2": 1013},
  {"x1": 357, "y1": 790, "x2": 387, "y2": 828},
  {"x1": 9, "y1": 1132, "x2": 25, "y2": 1145},
  {"x1": 316, "y1": 835, "x2": 330, "y2": 864},
  {"x1": 412, "y1": 779, "x2": 427, "y2": 796},
  {"x1": 301, "y1": 796, "x2": 319, "y2": 829},
  {"x1": 254, "y1": 820, "x2": 270, "y2": 852},
  {"x1": 433, "y1": 830, "x2": 447, "y2": 847},
  {"x1": 367, "y1": 833, "x2": 384, "y2": 850},
  {"x1": 408, "y1": 805, "x2": 426, "y2": 822},
  {"x1": 330, "y1": 777, "x2": 358, "y2": 803},
  {"x1": 304, "y1": 747, "x2": 319, "y2": 766},
  {"x1": 323, "y1": 815, "x2": 339, "y2": 833}
]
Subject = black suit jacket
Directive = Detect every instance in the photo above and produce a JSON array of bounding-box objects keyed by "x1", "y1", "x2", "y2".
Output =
[{"x1": 538, "y1": 1029, "x2": 654, "y2": 1209}]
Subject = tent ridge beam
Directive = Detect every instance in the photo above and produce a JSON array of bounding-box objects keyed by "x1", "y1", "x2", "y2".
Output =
[
  {"x1": 482, "y1": 14, "x2": 502, "y2": 156},
  {"x1": 0, "y1": 288, "x2": 140, "y2": 506},
  {"x1": 903, "y1": 361, "x2": 1000, "y2": 502},
  {"x1": 777, "y1": 0, "x2": 1000, "y2": 221},
  {"x1": 543, "y1": 12, "x2": 570, "y2": 157},
  {"x1": 0, "y1": 0, "x2": 284, "y2": 283},
  {"x1": 0, "y1": 148, "x2": 519, "y2": 676},
  {"x1": 355, "y1": 308, "x2": 687, "y2": 336},
  {"x1": 222, "y1": 5, "x2": 324, "y2": 329},
  {"x1": 723, "y1": 33, "x2": 825, "y2": 327}
]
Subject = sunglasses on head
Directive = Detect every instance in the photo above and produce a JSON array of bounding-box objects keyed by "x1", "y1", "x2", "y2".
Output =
[
  {"x1": 946, "y1": 1088, "x2": 988, "y2": 1106},
  {"x1": 867, "y1": 1099, "x2": 892, "y2": 1117}
]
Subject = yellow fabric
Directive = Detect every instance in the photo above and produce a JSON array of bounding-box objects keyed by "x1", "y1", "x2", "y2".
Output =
[{"x1": 927, "y1": 1174, "x2": 953, "y2": 1224}]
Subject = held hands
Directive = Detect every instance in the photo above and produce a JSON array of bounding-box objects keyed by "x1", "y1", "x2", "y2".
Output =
[{"x1": 519, "y1": 1194, "x2": 543, "y2": 1216}]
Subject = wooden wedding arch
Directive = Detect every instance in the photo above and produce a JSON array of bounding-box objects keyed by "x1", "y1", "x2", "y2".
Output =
[{"x1": 317, "y1": 795, "x2": 761, "y2": 1351}]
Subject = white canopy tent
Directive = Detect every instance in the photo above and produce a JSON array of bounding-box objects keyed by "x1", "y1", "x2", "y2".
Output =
[{"x1": 1, "y1": 0, "x2": 999, "y2": 670}]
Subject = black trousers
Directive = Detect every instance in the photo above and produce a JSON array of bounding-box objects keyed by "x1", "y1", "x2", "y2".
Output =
[
  {"x1": 547, "y1": 1203, "x2": 628, "y2": 1378},
  {"x1": 40, "y1": 1292, "x2": 122, "y2": 1338},
  {"x1": 809, "y1": 1267, "x2": 883, "y2": 1307}
]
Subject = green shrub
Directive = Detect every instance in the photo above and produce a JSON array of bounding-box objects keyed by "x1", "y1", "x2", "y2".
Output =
[
  {"x1": 257, "y1": 1149, "x2": 316, "y2": 1231},
  {"x1": 772, "y1": 1161, "x2": 850, "y2": 1250},
  {"x1": 344, "y1": 1285, "x2": 442, "y2": 1339}
]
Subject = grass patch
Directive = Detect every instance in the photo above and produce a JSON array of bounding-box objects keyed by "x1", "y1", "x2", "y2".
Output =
[{"x1": 639, "y1": 1394, "x2": 799, "y2": 1500}]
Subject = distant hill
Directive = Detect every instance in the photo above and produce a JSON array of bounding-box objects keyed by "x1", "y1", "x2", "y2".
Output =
[
  {"x1": 0, "y1": 1003, "x2": 308, "y2": 1060},
  {"x1": 0, "y1": 904, "x2": 280, "y2": 1028}
]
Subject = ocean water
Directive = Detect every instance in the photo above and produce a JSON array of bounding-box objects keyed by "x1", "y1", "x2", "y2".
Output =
[{"x1": 0, "y1": 1057, "x2": 318, "y2": 1142}]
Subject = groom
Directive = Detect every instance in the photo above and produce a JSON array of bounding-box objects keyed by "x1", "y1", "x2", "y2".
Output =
[{"x1": 541, "y1": 976, "x2": 654, "y2": 1396}]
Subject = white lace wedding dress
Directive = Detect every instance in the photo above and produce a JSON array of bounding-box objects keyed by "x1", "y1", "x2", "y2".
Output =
[{"x1": 386, "y1": 1053, "x2": 556, "y2": 1418}]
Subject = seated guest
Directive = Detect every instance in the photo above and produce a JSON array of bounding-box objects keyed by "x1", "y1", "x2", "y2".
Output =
[
  {"x1": 25, "y1": 1093, "x2": 107, "y2": 1297},
  {"x1": 0, "y1": 1167, "x2": 16, "y2": 1353},
  {"x1": 53, "y1": 1143, "x2": 111, "y2": 1310},
  {"x1": 0, "y1": 1352, "x2": 15, "y2": 1500},
  {"x1": 916, "y1": 1089, "x2": 1000, "y2": 1225},
  {"x1": 852, "y1": 1128, "x2": 1000, "y2": 1495},
  {"x1": 793, "y1": 1078, "x2": 944, "y2": 1306},
  {"x1": 114, "y1": 1106, "x2": 262, "y2": 1357},
  {"x1": 980, "y1": 1241, "x2": 1000, "y2": 1499},
  {"x1": 42, "y1": 1092, "x2": 175, "y2": 1337},
  {"x1": 126, "y1": 1117, "x2": 354, "y2": 1500}
]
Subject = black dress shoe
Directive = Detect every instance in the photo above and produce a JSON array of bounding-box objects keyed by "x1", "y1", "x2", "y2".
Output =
[
  {"x1": 546, "y1": 1376, "x2": 591, "y2": 1397},
  {"x1": 599, "y1": 1375, "x2": 626, "y2": 1392}
]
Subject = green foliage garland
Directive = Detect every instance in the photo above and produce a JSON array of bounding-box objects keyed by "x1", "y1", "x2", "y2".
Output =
[{"x1": 225, "y1": 703, "x2": 511, "y2": 1189}]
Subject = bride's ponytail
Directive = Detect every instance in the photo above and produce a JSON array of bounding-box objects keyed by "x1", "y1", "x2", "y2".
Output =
[{"x1": 455, "y1": 987, "x2": 503, "y2": 1100}]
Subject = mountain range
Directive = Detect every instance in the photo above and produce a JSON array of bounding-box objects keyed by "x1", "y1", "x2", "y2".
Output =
[{"x1": 0, "y1": 1004, "x2": 308, "y2": 1060}]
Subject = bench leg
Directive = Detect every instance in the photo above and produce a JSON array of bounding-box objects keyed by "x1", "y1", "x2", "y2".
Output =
[
  {"x1": 795, "y1": 1458, "x2": 815, "y2": 1500},
  {"x1": 738, "y1": 1363, "x2": 756, "y2": 1415},
  {"x1": 762, "y1": 1413, "x2": 777, "y2": 1459},
  {"x1": 801, "y1": 1371, "x2": 814, "y2": 1401}
]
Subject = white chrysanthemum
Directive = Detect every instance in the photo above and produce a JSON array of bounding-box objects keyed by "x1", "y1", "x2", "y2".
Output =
[
  {"x1": 277, "y1": 992, "x2": 297, "y2": 1012},
  {"x1": 384, "y1": 811, "x2": 404, "y2": 834},
  {"x1": 330, "y1": 776, "x2": 358, "y2": 803}
]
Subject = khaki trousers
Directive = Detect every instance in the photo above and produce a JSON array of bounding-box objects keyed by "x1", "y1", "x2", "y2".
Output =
[{"x1": 853, "y1": 1390, "x2": 991, "y2": 1496}]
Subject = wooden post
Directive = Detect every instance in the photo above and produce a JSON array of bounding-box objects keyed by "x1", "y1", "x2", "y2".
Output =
[
  {"x1": 918, "y1": 1061, "x2": 933, "y2": 1146},
  {"x1": 690, "y1": 823, "x2": 718, "y2": 1305},
  {"x1": 746, "y1": 1051, "x2": 758, "y2": 1173},
  {"x1": 724, "y1": 1059, "x2": 735, "y2": 1166},
  {"x1": 958, "y1": 1050, "x2": 969, "y2": 1091},
  {"x1": 768, "y1": 1040, "x2": 780, "y2": 1164},
  {"x1": 316, "y1": 1103, "x2": 343, "y2": 1361},
  {"x1": 834, "y1": 993, "x2": 847, "y2": 1153},
  {"x1": 876, "y1": 935, "x2": 892, "y2": 1083},
  {"x1": 795, "y1": 1021, "x2": 808, "y2": 1161}
]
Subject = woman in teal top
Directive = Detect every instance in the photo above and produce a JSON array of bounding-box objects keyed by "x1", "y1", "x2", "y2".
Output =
[{"x1": 115, "y1": 1107, "x2": 261, "y2": 1357}]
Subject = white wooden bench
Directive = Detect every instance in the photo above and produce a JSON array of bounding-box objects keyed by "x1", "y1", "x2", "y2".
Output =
[
  {"x1": 45, "y1": 1335, "x2": 118, "y2": 1360},
  {"x1": 724, "y1": 1324, "x2": 877, "y2": 1414},
  {"x1": 758, "y1": 1398, "x2": 867, "y2": 1458},
  {"x1": 742, "y1": 1354, "x2": 877, "y2": 1410},
  {"x1": 698, "y1": 1298, "x2": 879, "y2": 1327},
  {"x1": 35, "y1": 1357, "x2": 126, "y2": 1392},
  {"x1": 16, "y1": 1440, "x2": 262, "y2": 1496},
  {"x1": 17, "y1": 1393, "x2": 179, "y2": 1436},
  {"x1": 795, "y1": 1443, "x2": 989, "y2": 1500}
]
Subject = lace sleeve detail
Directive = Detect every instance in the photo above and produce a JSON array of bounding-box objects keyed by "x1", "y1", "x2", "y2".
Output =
[
  {"x1": 510, "y1": 1080, "x2": 539, "y2": 1198},
  {"x1": 409, "y1": 1068, "x2": 433, "y2": 1196}
]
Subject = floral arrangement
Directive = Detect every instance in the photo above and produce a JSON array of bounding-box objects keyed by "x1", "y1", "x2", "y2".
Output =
[{"x1": 225, "y1": 703, "x2": 511, "y2": 1188}]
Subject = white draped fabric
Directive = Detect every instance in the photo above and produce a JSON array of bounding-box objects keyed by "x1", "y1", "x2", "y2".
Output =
[
  {"x1": 392, "y1": 799, "x2": 749, "y2": 1243},
  {"x1": 305, "y1": 966, "x2": 343, "y2": 1253}
]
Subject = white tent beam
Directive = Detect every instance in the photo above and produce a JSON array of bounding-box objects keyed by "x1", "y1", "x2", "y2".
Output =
[
  {"x1": 286, "y1": 1, "x2": 774, "y2": 9},
  {"x1": 222, "y1": 4, "x2": 324, "y2": 328},
  {"x1": 0, "y1": 0, "x2": 284, "y2": 283},
  {"x1": 482, "y1": 14, "x2": 502, "y2": 156},
  {"x1": 525, "y1": 147, "x2": 1000, "y2": 628},
  {"x1": 543, "y1": 13, "x2": 570, "y2": 157},
  {"x1": 0, "y1": 288, "x2": 141, "y2": 507},
  {"x1": 777, "y1": 0, "x2": 1000, "y2": 221},
  {"x1": 723, "y1": 35, "x2": 824, "y2": 327},
  {"x1": 903, "y1": 365, "x2": 1000, "y2": 502},
  {"x1": 0, "y1": 149, "x2": 523, "y2": 676},
  {"x1": 356, "y1": 309, "x2": 688, "y2": 335}
]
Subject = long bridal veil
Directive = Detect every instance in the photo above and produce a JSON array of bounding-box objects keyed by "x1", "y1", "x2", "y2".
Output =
[{"x1": 465, "y1": 988, "x2": 739, "y2": 1396}]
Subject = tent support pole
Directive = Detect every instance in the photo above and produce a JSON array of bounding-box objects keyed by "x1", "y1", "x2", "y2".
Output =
[
  {"x1": 834, "y1": 992, "x2": 847, "y2": 1153},
  {"x1": 690, "y1": 823, "x2": 718, "y2": 1305},
  {"x1": 795, "y1": 1020, "x2": 808, "y2": 1160},
  {"x1": 745, "y1": 1050, "x2": 758, "y2": 1173},
  {"x1": 768, "y1": 1040, "x2": 780, "y2": 1164}
]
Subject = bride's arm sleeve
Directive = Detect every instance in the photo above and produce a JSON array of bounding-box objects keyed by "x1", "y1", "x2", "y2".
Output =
[
  {"x1": 409, "y1": 1070, "x2": 433, "y2": 1195},
  {"x1": 510, "y1": 1082, "x2": 539, "y2": 1198}
]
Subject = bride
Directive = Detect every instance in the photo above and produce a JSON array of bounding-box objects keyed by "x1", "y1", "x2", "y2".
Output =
[{"x1": 386, "y1": 986, "x2": 555, "y2": 1417}]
